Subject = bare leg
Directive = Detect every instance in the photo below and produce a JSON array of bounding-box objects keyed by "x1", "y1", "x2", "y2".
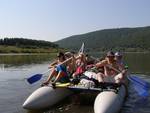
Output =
[
  {"x1": 114, "y1": 73, "x2": 123, "y2": 83},
  {"x1": 96, "y1": 72, "x2": 104, "y2": 83},
  {"x1": 53, "y1": 71, "x2": 66, "y2": 83},
  {"x1": 72, "y1": 73, "x2": 76, "y2": 78},
  {"x1": 42, "y1": 68, "x2": 57, "y2": 85}
]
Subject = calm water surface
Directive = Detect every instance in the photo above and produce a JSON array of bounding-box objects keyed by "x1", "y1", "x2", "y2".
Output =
[{"x1": 0, "y1": 53, "x2": 150, "y2": 113}]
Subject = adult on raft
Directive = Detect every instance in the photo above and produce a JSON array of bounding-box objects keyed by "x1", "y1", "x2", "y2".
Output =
[
  {"x1": 94, "y1": 51, "x2": 127, "y2": 84},
  {"x1": 41, "y1": 52, "x2": 71, "y2": 86}
]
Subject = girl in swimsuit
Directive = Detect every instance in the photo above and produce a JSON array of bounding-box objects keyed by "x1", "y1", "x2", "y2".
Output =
[{"x1": 72, "y1": 53, "x2": 86, "y2": 78}]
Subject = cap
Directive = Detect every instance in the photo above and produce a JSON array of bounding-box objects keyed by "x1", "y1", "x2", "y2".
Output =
[
  {"x1": 57, "y1": 52, "x2": 64, "y2": 57},
  {"x1": 115, "y1": 52, "x2": 122, "y2": 56},
  {"x1": 106, "y1": 51, "x2": 114, "y2": 57},
  {"x1": 64, "y1": 52, "x2": 73, "y2": 57}
]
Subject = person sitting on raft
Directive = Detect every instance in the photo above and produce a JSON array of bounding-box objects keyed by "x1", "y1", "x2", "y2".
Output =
[
  {"x1": 64, "y1": 52, "x2": 76, "y2": 75},
  {"x1": 72, "y1": 53, "x2": 87, "y2": 78},
  {"x1": 115, "y1": 51, "x2": 128, "y2": 82},
  {"x1": 85, "y1": 54, "x2": 98, "y2": 65},
  {"x1": 94, "y1": 51, "x2": 126, "y2": 84},
  {"x1": 42, "y1": 52, "x2": 71, "y2": 86},
  {"x1": 115, "y1": 52, "x2": 124, "y2": 68}
]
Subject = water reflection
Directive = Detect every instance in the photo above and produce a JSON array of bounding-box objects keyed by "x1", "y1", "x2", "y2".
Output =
[
  {"x1": 124, "y1": 53, "x2": 150, "y2": 75},
  {"x1": 0, "y1": 54, "x2": 56, "y2": 68},
  {"x1": 1, "y1": 53, "x2": 150, "y2": 75},
  {"x1": 89, "y1": 52, "x2": 150, "y2": 76},
  {"x1": 0, "y1": 53, "x2": 150, "y2": 113}
]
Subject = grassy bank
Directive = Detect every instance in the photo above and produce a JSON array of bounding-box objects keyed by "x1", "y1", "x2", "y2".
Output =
[{"x1": 0, "y1": 45, "x2": 63, "y2": 53}]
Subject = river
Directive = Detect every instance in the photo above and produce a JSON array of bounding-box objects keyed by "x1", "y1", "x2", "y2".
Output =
[{"x1": 0, "y1": 53, "x2": 150, "y2": 113}]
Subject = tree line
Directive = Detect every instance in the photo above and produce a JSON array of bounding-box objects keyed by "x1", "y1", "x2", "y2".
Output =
[
  {"x1": 55, "y1": 26, "x2": 150, "y2": 52},
  {"x1": 0, "y1": 38, "x2": 58, "y2": 49}
]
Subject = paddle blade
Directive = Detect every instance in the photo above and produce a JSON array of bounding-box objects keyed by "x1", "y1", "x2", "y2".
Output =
[
  {"x1": 27, "y1": 74, "x2": 43, "y2": 84},
  {"x1": 133, "y1": 82, "x2": 149, "y2": 97},
  {"x1": 130, "y1": 76, "x2": 150, "y2": 89},
  {"x1": 128, "y1": 76, "x2": 150, "y2": 97}
]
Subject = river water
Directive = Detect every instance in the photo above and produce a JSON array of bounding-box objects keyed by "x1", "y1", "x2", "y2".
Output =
[{"x1": 0, "y1": 53, "x2": 150, "y2": 113}]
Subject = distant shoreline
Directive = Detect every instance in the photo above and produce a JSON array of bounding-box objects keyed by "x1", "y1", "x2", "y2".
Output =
[
  {"x1": 87, "y1": 51, "x2": 150, "y2": 54},
  {"x1": 0, "y1": 53, "x2": 56, "y2": 56},
  {"x1": 0, "y1": 45, "x2": 64, "y2": 54},
  {"x1": 0, "y1": 51, "x2": 149, "y2": 56}
]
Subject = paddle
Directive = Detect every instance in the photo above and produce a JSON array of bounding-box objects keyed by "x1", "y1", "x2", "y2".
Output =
[
  {"x1": 27, "y1": 43, "x2": 85, "y2": 84},
  {"x1": 27, "y1": 57, "x2": 73, "y2": 84},
  {"x1": 127, "y1": 75, "x2": 150, "y2": 97},
  {"x1": 27, "y1": 69, "x2": 51, "y2": 84},
  {"x1": 90, "y1": 55, "x2": 150, "y2": 98},
  {"x1": 109, "y1": 65, "x2": 150, "y2": 97},
  {"x1": 100, "y1": 63, "x2": 150, "y2": 96}
]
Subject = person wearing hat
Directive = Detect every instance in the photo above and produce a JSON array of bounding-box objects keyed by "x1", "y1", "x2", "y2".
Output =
[
  {"x1": 42, "y1": 52, "x2": 70, "y2": 86},
  {"x1": 94, "y1": 51, "x2": 126, "y2": 83},
  {"x1": 115, "y1": 52, "x2": 124, "y2": 67},
  {"x1": 115, "y1": 52, "x2": 128, "y2": 83}
]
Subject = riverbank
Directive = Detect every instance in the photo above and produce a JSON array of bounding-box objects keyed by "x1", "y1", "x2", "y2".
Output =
[
  {"x1": 0, "y1": 53, "x2": 56, "y2": 56},
  {"x1": 0, "y1": 45, "x2": 64, "y2": 53},
  {"x1": 1, "y1": 45, "x2": 150, "y2": 54}
]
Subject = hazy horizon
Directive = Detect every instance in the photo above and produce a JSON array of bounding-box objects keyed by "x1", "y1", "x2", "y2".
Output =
[{"x1": 0, "y1": 0, "x2": 150, "y2": 42}]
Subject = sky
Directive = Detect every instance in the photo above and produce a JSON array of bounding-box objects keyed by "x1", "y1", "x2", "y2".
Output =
[{"x1": 0, "y1": 0, "x2": 150, "y2": 42}]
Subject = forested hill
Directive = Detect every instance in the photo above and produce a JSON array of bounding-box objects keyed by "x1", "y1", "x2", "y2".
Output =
[
  {"x1": 0, "y1": 38, "x2": 59, "y2": 53},
  {"x1": 55, "y1": 26, "x2": 150, "y2": 52},
  {"x1": 0, "y1": 38, "x2": 58, "y2": 48}
]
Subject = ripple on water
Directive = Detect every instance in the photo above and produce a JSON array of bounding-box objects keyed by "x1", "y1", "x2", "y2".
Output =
[{"x1": 1, "y1": 74, "x2": 150, "y2": 113}]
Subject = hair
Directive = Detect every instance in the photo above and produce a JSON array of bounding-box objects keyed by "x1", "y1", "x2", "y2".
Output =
[
  {"x1": 106, "y1": 51, "x2": 114, "y2": 57},
  {"x1": 57, "y1": 52, "x2": 65, "y2": 60}
]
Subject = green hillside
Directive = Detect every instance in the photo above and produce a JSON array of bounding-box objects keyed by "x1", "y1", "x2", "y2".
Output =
[
  {"x1": 55, "y1": 26, "x2": 150, "y2": 52},
  {"x1": 0, "y1": 38, "x2": 59, "y2": 53}
]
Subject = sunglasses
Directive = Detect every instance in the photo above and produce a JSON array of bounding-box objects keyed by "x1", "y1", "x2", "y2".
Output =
[{"x1": 107, "y1": 56, "x2": 114, "y2": 58}]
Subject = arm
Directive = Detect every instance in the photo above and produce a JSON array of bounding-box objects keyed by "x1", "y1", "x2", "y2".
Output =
[
  {"x1": 60, "y1": 55, "x2": 80, "y2": 66},
  {"x1": 48, "y1": 60, "x2": 58, "y2": 68},
  {"x1": 95, "y1": 60, "x2": 107, "y2": 68},
  {"x1": 106, "y1": 63, "x2": 127, "y2": 75},
  {"x1": 68, "y1": 56, "x2": 76, "y2": 72},
  {"x1": 60, "y1": 57, "x2": 73, "y2": 66}
]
